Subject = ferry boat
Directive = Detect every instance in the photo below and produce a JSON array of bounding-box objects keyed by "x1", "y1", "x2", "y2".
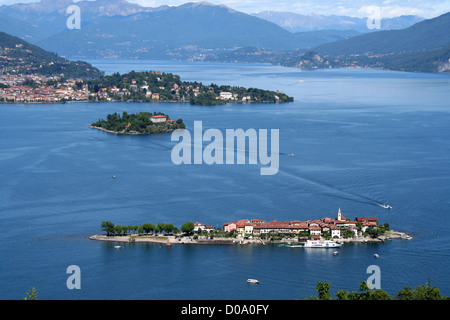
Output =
[{"x1": 303, "y1": 240, "x2": 342, "y2": 248}]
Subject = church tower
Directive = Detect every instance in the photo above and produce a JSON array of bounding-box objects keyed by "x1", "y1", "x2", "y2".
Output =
[{"x1": 337, "y1": 208, "x2": 342, "y2": 221}]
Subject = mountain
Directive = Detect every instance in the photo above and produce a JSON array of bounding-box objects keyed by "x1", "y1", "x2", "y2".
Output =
[
  {"x1": 379, "y1": 44, "x2": 450, "y2": 73},
  {"x1": 0, "y1": 0, "x2": 164, "y2": 42},
  {"x1": 32, "y1": 1, "x2": 358, "y2": 59},
  {"x1": 0, "y1": 31, "x2": 103, "y2": 78},
  {"x1": 0, "y1": 0, "x2": 360, "y2": 59},
  {"x1": 1, "y1": 0, "x2": 446, "y2": 73},
  {"x1": 307, "y1": 12, "x2": 450, "y2": 73},
  {"x1": 315, "y1": 12, "x2": 450, "y2": 56},
  {"x1": 211, "y1": 13, "x2": 450, "y2": 73},
  {"x1": 252, "y1": 11, "x2": 425, "y2": 33},
  {"x1": 0, "y1": 12, "x2": 48, "y2": 42},
  {"x1": 0, "y1": 0, "x2": 73, "y2": 42}
]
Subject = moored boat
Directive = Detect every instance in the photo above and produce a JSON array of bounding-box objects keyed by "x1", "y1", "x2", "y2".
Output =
[
  {"x1": 247, "y1": 279, "x2": 259, "y2": 284},
  {"x1": 303, "y1": 240, "x2": 342, "y2": 248}
]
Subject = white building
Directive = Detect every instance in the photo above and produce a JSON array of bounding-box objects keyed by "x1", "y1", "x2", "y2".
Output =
[
  {"x1": 244, "y1": 224, "x2": 254, "y2": 235},
  {"x1": 193, "y1": 222, "x2": 205, "y2": 232},
  {"x1": 330, "y1": 225, "x2": 341, "y2": 239},
  {"x1": 150, "y1": 115, "x2": 166, "y2": 123},
  {"x1": 219, "y1": 92, "x2": 233, "y2": 100}
]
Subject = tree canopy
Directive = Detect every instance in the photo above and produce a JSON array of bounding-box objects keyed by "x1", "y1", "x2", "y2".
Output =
[{"x1": 303, "y1": 279, "x2": 449, "y2": 300}]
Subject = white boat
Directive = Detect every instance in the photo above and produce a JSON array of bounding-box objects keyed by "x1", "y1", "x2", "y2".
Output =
[
  {"x1": 303, "y1": 240, "x2": 342, "y2": 248},
  {"x1": 380, "y1": 204, "x2": 392, "y2": 209},
  {"x1": 332, "y1": 251, "x2": 339, "y2": 256},
  {"x1": 114, "y1": 245, "x2": 121, "y2": 249},
  {"x1": 401, "y1": 234, "x2": 412, "y2": 240},
  {"x1": 374, "y1": 254, "x2": 379, "y2": 259},
  {"x1": 247, "y1": 279, "x2": 259, "y2": 284}
]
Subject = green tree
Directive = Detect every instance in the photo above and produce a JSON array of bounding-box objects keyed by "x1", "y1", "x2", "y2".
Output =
[
  {"x1": 305, "y1": 281, "x2": 391, "y2": 300},
  {"x1": 141, "y1": 223, "x2": 155, "y2": 234},
  {"x1": 181, "y1": 222, "x2": 195, "y2": 234},
  {"x1": 394, "y1": 279, "x2": 446, "y2": 300},
  {"x1": 101, "y1": 221, "x2": 115, "y2": 236},
  {"x1": 157, "y1": 223, "x2": 166, "y2": 234},
  {"x1": 23, "y1": 287, "x2": 38, "y2": 300},
  {"x1": 316, "y1": 282, "x2": 331, "y2": 300},
  {"x1": 163, "y1": 223, "x2": 175, "y2": 234}
]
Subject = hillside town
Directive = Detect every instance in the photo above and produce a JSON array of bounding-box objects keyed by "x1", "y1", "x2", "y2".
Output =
[{"x1": 0, "y1": 73, "x2": 89, "y2": 102}]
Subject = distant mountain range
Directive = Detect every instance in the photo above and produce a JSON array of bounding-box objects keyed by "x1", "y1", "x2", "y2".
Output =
[
  {"x1": 26, "y1": 1, "x2": 360, "y2": 59},
  {"x1": 0, "y1": 0, "x2": 365, "y2": 59},
  {"x1": 251, "y1": 11, "x2": 425, "y2": 33},
  {"x1": 0, "y1": 0, "x2": 448, "y2": 73},
  {"x1": 206, "y1": 11, "x2": 450, "y2": 73},
  {"x1": 316, "y1": 12, "x2": 450, "y2": 56}
]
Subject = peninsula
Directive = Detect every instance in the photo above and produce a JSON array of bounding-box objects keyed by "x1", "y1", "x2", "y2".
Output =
[
  {"x1": 1, "y1": 70, "x2": 294, "y2": 105},
  {"x1": 90, "y1": 209, "x2": 411, "y2": 246},
  {"x1": 90, "y1": 111, "x2": 185, "y2": 135}
]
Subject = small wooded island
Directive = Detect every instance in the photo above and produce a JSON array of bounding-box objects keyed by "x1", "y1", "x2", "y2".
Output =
[{"x1": 90, "y1": 111, "x2": 185, "y2": 134}]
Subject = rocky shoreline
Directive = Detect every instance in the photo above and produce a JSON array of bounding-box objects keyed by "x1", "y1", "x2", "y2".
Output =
[
  {"x1": 88, "y1": 125, "x2": 176, "y2": 135},
  {"x1": 89, "y1": 230, "x2": 411, "y2": 246}
]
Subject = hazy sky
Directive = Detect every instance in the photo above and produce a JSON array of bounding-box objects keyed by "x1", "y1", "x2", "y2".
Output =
[{"x1": 0, "y1": 0, "x2": 449, "y2": 18}]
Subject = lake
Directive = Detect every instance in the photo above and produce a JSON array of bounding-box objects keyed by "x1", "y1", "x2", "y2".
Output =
[{"x1": 0, "y1": 60, "x2": 449, "y2": 299}]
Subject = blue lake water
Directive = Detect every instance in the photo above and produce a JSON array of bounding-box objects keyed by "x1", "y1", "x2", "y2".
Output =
[{"x1": 1, "y1": 60, "x2": 450, "y2": 300}]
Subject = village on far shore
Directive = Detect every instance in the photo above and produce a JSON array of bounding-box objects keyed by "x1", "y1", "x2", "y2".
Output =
[{"x1": 90, "y1": 208, "x2": 411, "y2": 246}]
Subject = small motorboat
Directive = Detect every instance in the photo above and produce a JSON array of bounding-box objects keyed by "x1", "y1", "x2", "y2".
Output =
[
  {"x1": 114, "y1": 245, "x2": 121, "y2": 249},
  {"x1": 247, "y1": 279, "x2": 259, "y2": 284},
  {"x1": 400, "y1": 234, "x2": 412, "y2": 240},
  {"x1": 332, "y1": 251, "x2": 339, "y2": 256},
  {"x1": 374, "y1": 254, "x2": 379, "y2": 259},
  {"x1": 167, "y1": 242, "x2": 172, "y2": 247},
  {"x1": 380, "y1": 204, "x2": 392, "y2": 209}
]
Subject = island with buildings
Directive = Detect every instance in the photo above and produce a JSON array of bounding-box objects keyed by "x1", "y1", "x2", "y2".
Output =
[
  {"x1": 90, "y1": 208, "x2": 411, "y2": 246},
  {"x1": 89, "y1": 111, "x2": 185, "y2": 135}
]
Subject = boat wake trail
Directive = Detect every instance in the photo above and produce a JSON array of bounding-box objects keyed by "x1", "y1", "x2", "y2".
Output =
[{"x1": 278, "y1": 168, "x2": 384, "y2": 207}]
